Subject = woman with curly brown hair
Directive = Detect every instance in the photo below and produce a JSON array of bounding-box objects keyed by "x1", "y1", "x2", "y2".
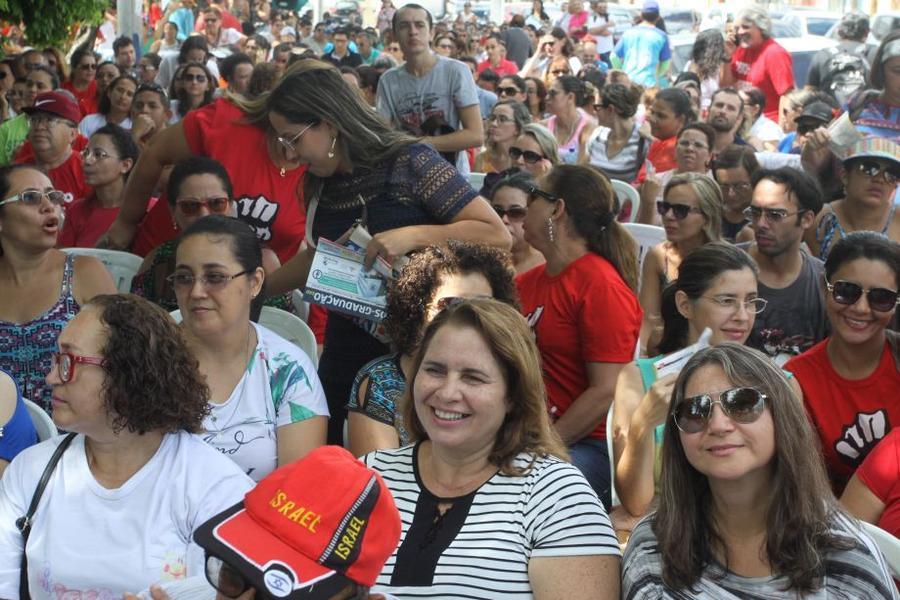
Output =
[
  {"x1": 0, "y1": 293, "x2": 253, "y2": 598},
  {"x1": 347, "y1": 240, "x2": 518, "y2": 457}
]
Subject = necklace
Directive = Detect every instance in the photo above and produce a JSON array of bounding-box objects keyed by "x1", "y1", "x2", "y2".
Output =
[{"x1": 207, "y1": 324, "x2": 255, "y2": 438}]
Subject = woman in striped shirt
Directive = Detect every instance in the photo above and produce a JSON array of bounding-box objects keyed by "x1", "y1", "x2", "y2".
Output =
[{"x1": 582, "y1": 82, "x2": 650, "y2": 184}]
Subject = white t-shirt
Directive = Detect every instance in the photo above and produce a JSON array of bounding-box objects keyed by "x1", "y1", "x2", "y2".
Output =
[
  {"x1": 363, "y1": 444, "x2": 621, "y2": 599},
  {"x1": 0, "y1": 432, "x2": 253, "y2": 599},
  {"x1": 587, "y1": 13, "x2": 614, "y2": 54},
  {"x1": 78, "y1": 113, "x2": 133, "y2": 138},
  {"x1": 748, "y1": 115, "x2": 785, "y2": 144},
  {"x1": 201, "y1": 323, "x2": 328, "y2": 481}
]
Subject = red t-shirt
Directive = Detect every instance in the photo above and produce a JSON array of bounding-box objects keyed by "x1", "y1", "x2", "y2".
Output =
[
  {"x1": 731, "y1": 38, "x2": 795, "y2": 121},
  {"x1": 58, "y1": 195, "x2": 120, "y2": 248},
  {"x1": 476, "y1": 58, "x2": 519, "y2": 78},
  {"x1": 645, "y1": 136, "x2": 677, "y2": 175},
  {"x1": 517, "y1": 253, "x2": 642, "y2": 440},
  {"x1": 785, "y1": 339, "x2": 900, "y2": 493},
  {"x1": 14, "y1": 134, "x2": 89, "y2": 165},
  {"x1": 61, "y1": 79, "x2": 99, "y2": 117},
  {"x1": 856, "y1": 428, "x2": 900, "y2": 539},
  {"x1": 16, "y1": 150, "x2": 92, "y2": 205},
  {"x1": 152, "y1": 98, "x2": 307, "y2": 264}
]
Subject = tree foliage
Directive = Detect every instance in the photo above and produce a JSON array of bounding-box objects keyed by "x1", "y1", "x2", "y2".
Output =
[{"x1": 0, "y1": 0, "x2": 106, "y2": 48}]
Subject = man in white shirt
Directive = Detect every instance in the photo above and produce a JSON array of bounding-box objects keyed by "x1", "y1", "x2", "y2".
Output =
[
  {"x1": 202, "y1": 6, "x2": 244, "y2": 50},
  {"x1": 587, "y1": 1, "x2": 614, "y2": 65},
  {"x1": 376, "y1": 3, "x2": 482, "y2": 175}
]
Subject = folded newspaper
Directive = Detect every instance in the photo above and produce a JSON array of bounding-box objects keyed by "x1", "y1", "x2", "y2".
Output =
[
  {"x1": 303, "y1": 237, "x2": 392, "y2": 322},
  {"x1": 653, "y1": 328, "x2": 713, "y2": 379}
]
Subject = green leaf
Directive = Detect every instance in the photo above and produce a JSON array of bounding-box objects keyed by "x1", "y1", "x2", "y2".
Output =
[{"x1": 1, "y1": 0, "x2": 106, "y2": 48}]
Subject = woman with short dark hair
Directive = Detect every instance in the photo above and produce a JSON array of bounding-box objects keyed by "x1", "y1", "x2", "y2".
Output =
[{"x1": 0, "y1": 293, "x2": 253, "y2": 597}]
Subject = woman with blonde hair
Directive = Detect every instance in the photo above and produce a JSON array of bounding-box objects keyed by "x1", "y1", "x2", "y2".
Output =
[
  {"x1": 639, "y1": 172, "x2": 723, "y2": 356},
  {"x1": 510, "y1": 122, "x2": 560, "y2": 180},
  {"x1": 518, "y1": 164, "x2": 641, "y2": 507},
  {"x1": 364, "y1": 299, "x2": 621, "y2": 599}
]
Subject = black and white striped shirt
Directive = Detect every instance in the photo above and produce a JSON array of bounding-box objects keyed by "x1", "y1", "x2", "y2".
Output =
[{"x1": 364, "y1": 443, "x2": 620, "y2": 599}]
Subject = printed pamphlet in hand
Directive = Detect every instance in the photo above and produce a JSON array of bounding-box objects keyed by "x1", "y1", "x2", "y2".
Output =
[
  {"x1": 304, "y1": 237, "x2": 392, "y2": 323},
  {"x1": 654, "y1": 328, "x2": 713, "y2": 379}
]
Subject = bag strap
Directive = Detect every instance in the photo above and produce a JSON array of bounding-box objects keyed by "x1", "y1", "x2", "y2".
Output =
[{"x1": 15, "y1": 432, "x2": 76, "y2": 600}]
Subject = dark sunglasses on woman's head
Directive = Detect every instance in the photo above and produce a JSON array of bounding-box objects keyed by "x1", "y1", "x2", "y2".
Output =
[
  {"x1": 528, "y1": 186, "x2": 559, "y2": 202},
  {"x1": 853, "y1": 160, "x2": 900, "y2": 185},
  {"x1": 509, "y1": 146, "x2": 544, "y2": 164},
  {"x1": 673, "y1": 387, "x2": 768, "y2": 434},
  {"x1": 492, "y1": 204, "x2": 527, "y2": 221},
  {"x1": 656, "y1": 201, "x2": 700, "y2": 220},
  {"x1": 825, "y1": 278, "x2": 900, "y2": 313}
]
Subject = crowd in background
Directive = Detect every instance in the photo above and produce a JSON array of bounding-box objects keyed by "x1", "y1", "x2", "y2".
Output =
[{"x1": 0, "y1": 0, "x2": 898, "y2": 597}]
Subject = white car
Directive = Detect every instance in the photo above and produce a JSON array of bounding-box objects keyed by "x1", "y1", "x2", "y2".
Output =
[{"x1": 772, "y1": 10, "x2": 841, "y2": 38}]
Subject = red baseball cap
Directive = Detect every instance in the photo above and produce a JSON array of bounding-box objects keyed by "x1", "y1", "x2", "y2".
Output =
[
  {"x1": 194, "y1": 446, "x2": 401, "y2": 599},
  {"x1": 23, "y1": 91, "x2": 82, "y2": 124}
]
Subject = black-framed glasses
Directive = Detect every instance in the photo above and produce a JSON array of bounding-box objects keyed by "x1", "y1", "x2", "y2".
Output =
[
  {"x1": 853, "y1": 160, "x2": 899, "y2": 186},
  {"x1": 825, "y1": 277, "x2": 900, "y2": 313},
  {"x1": 205, "y1": 554, "x2": 252, "y2": 599},
  {"x1": 497, "y1": 86, "x2": 519, "y2": 97},
  {"x1": 492, "y1": 204, "x2": 527, "y2": 221},
  {"x1": 175, "y1": 197, "x2": 231, "y2": 216},
  {"x1": 673, "y1": 387, "x2": 768, "y2": 434},
  {"x1": 742, "y1": 206, "x2": 801, "y2": 223},
  {"x1": 657, "y1": 201, "x2": 701, "y2": 220},
  {"x1": 51, "y1": 352, "x2": 107, "y2": 383},
  {"x1": 0, "y1": 188, "x2": 66, "y2": 207},
  {"x1": 276, "y1": 122, "x2": 316, "y2": 155},
  {"x1": 167, "y1": 270, "x2": 248, "y2": 291},
  {"x1": 509, "y1": 147, "x2": 544, "y2": 164},
  {"x1": 719, "y1": 182, "x2": 752, "y2": 195},
  {"x1": 528, "y1": 186, "x2": 559, "y2": 202}
]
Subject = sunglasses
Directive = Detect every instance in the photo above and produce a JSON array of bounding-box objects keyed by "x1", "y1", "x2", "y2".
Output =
[
  {"x1": 825, "y1": 278, "x2": 900, "y2": 313},
  {"x1": 51, "y1": 352, "x2": 107, "y2": 383},
  {"x1": 742, "y1": 206, "x2": 801, "y2": 223},
  {"x1": 0, "y1": 188, "x2": 66, "y2": 207},
  {"x1": 181, "y1": 73, "x2": 208, "y2": 83},
  {"x1": 509, "y1": 147, "x2": 544, "y2": 164},
  {"x1": 175, "y1": 197, "x2": 230, "y2": 216},
  {"x1": 852, "y1": 160, "x2": 899, "y2": 185},
  {"x1": 673, "y1": 387, "x2": 768, "y2": 434},
  {"x1": 492, "y1": 204, "x2": 527, "y2": 221},
  {"x1": 528, "y1": 186, "x2": 559, "y2": 202},
  {"x1": 719, "y1": 182, "x2": 752, "y2": 195},
  {"x1": 497, "y1": 86, "x2": 520, "y2": 96},
  {"x1": 656, "y1": 201, "x2": 701, "y2": 219}
]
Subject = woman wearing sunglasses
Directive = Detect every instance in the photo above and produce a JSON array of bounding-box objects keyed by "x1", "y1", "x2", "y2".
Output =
[
  {"x1": 510, "y1": 122, "x2": 559, "y2": 180},
  {"x1": 170, "y1": 61, "x2": 216, "y2": 123},
  {"x1": 78, "y1": 74, "x2": 136, "y2": 139},
  {"x1": 347, "y1": 241, "x2": 518, "y2": 457},
  {"x1": 173, "y1": 215, "x2": 328, "y2": 481},
  {"x1": 489, "y1": 170, "x2": 545, "y2": 274},
  {"x1": 518, "y1": 164, "x2": 640, "y2": 507},
  {"x1": 0, "y1": 165, "x2": 116, "y2": 412},
  {"x1": 786, "y1": 232, "x2": 900, "y2": 494},
  {"x1": 131, "y1": 157, "x2": 286, "y2": 314},
  {"x1": 58, "y1": 124, "x2": 139, "y2": 248},
  {"x1": 61, "y1": 49, "x2": 99, "y2": 118},
  {"x1": 639, "y1": 172, "x2": 723, "y2": 356},
  {"x1": 0, "y1": 294, "x2": 253, "y2": 598},
  {"x1": 614, "y1": 243, "x2": 776, "y2": 526},
  {"x1": 474, "y1": 100, "x2": 531, "y2": 174},
  {"x1": 806, "y1": 139, "x2": 900, "y2": 261},
  {"x1": 623, "y1": 343, "x2": 897, "y2": 598}
]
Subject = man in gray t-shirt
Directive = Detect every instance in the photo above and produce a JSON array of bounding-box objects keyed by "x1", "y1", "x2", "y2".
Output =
[
  {"x1": 376, "y1": 4, "x2": 482, "y2": 176},
  {"x1": 741, "y1": 167, "x2": 829, "y2": 365}
]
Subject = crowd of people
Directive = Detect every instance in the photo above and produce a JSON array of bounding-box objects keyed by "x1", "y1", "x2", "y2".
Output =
[{"x1": 0, "y1": 0, "x2": 898, "y2": 597}]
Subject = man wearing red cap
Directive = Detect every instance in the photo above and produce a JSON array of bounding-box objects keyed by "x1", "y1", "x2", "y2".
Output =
[{"x1": 17, "y1": 91, "x2": 91, "y2": 205}]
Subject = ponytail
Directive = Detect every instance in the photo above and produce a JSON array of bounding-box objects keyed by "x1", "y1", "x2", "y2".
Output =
[{"x1": 657, "y1": 283, "x2": 689, "y2": 354}]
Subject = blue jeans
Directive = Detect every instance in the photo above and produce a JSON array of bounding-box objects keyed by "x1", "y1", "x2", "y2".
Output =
[{"x1": 568, "y1": 438, "x2": 611, "y2": 510}]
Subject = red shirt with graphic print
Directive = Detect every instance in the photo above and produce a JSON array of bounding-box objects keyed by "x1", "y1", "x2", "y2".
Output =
[
  {"x1": 786, "y1": 339, "x2": 900, "y2": 494},
  {"x1": 516, "y1": 253, "x2": 641, "y2": 440},
  {"x1": 855, "y1": 427, "x2": 900, "y2": 539},
  {"x1": 731, "y1": 38, "x2": 794, "y2": 122}
]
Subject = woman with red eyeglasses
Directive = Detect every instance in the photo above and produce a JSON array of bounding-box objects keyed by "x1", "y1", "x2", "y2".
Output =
[
  {"x1": 786, "y1": 232, "x2": 900, "y2": 494},
  {"x1": 131, "y1": 157, "x2": 284, "y2": 314}
]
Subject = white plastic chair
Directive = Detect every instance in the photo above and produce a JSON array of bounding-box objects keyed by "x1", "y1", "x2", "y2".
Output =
[
  {"x1": 622, "y1": 223, "x2": 666, "y2": 288},
  {"x1": 61, "y1": 248, "x2": 143, "y2": 293},
  {"x1": 860, "y1": 521, "x2": 900, "y2": 579},
  {"x1": 611, "y1": 179, "x2": 641, "y2": 223},
  {"x1": 23, "y1": 398, "x2": 58, "y2": 441},
  {"x1": 170, "y1": 306, "x2": 318, "y2": 368},
  {"x1": 467, "y1": 172, "x2": 486, "y2": 191}
]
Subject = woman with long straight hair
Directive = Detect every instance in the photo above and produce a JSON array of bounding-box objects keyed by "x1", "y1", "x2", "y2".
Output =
[{"x1": 517, "y1": 163, "x2": 640, "y2": 508}]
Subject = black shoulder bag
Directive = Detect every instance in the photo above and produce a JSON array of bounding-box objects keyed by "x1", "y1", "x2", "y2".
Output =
[{"x1": 15, "y1": 432, "x2": 76, "y2": 600}]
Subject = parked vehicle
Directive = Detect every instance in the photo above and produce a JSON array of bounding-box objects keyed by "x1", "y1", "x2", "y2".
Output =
[
  {"x1": 772, "y1": 10, "x2": 841, "y2": 38},
  {"x1": 660, "y1": 8, "x2": 700, "y2": 35}
]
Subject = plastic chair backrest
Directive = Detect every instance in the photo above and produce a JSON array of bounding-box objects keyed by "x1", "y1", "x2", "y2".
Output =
[
  {"x1": 860, "y1": 521, "x2": 900, "y2": 579},
  {"x1": 61, "y1": 248, "x2": 143, "y2": 293},
  {"x1": 611, "y1": 179, "x2": 641, "y2": 223},
  {"x1": 468, "y1": 172, "x2": 486, "y2": 191},
  {"x1": 622, "y1": 223, "x2": 666, "y2": 290},
  {"x1": 169, "y1": 307, "x2": 318, "y2": 368},
  {"x1": 23, "y1": 398, "x2": 58, "y2": 441}
]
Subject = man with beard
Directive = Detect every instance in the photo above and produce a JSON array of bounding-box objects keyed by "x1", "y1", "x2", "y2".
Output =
[
  {"x1": 741, "y1": 167, "x2": 827, "y2": 365},
  {"x1": 706, "y1": 87, "x2": 748, "y2": 152}
]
